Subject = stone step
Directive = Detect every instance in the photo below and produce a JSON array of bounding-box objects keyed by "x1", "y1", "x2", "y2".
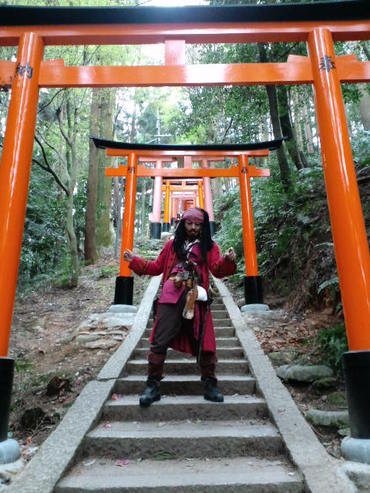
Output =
[
  {"x1": 103, "y1": 394, "x2": 268, "y2": 422},
  {"x1": 132, "y1": 347, "x2": 244, "y2": 359},
  {"x1": 125, "y1": 359, "x2": 249, "y2": 375},
  {"x1": 56, "y1": 457, "x2": 304, "y2": 493},
  {"x1": 144, "y1": 326, "x2": 234, "y2": 338},
  {"x1": 209, "y1": 310, "x2": 229, "y2": 319},
  {"x1": 137, "y1": 336, "x2": 240, "y2": 349},
  {"x1": 115, "y1": 375, "x2": 256, "y2": 396},
  {"x1": 83, "y1": 420, "x2": 283, "y2": 459},
  {"x1": 211, "y1": 303, "x2": 225, "y2": 309},
  {"x1": 147, "y1": 316, "x2": 232, "y2": 328},
  {"x1": 147, "y1": 308, "x2": 227, "y2": 324}
]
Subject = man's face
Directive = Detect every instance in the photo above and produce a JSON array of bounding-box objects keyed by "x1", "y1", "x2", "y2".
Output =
[{"x1": 184, "y1": 220, "x2": 201, "y2": 239}]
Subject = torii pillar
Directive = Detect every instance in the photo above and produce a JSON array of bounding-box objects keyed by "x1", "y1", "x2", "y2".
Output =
[
  {"x1": 114, "y1": 152, "x2": 138, "y2": 305},
  {"x1": 0, "y1": 32, "x2": 43, "y2": 458},
  {"x1": 170, "y1": 196, "x2": 176, "y2": 225},
  {"x1": 202, "y1": 159, "x2": 216, "y2": 235},
  {"x1": 308, "y1": 28, "x2": 370, "y2": 448},
  {"x1": 162, "y1": 181, "x2": 171, "y2": 232},
  {"x1": 238, "y1": 155, "x2": 269, "y2": 305},
  {"x1": 150, "y1": 159, "x2": 162, "y2": 239}
]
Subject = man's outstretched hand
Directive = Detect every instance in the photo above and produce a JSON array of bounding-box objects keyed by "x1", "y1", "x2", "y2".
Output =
[
  {"x1": 224, "y1": 247, "x2": 236, "y2": 262},
  {"x1": 123, "y1": 249, "x2": 134, "y2": 262}
]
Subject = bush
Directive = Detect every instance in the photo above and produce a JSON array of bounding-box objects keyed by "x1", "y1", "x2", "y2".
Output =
[{"x1": 316, "y1": 322, "x2": 348, "y2": 373}]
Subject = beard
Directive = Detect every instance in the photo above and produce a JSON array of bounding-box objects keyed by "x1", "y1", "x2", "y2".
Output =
[{"x1": 186, "y1": 230, "x2": 200, "y2": 240}]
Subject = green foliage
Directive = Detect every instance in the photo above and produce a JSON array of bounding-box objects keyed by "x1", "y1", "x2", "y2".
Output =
[
  {"x1": 99, "y1": 266, "x2": 116, "y2": 278},
  {"x1": 15, "y1": 357, "x2": 32, "y2": 374},
  {"x1": 316, "y1": 322, "x2": 348, "y2": 373},
  {"x1": 214, "y1": 161, "x2": 343, "y2": 306},
  {"x1": 18, "y1": 165, "x2": 68, "y2": 290},
  {"x1": 318, "y1": 277, "x2": 339, "y2": 294}
]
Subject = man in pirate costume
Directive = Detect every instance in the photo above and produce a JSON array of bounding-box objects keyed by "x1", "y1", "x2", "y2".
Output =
[{"x1": 123, "y1": 207, "x2": 236, "y2": 407}]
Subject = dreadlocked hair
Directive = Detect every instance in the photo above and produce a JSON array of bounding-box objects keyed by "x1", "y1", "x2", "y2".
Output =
[{"x1": 173, "y1": 208, "x2": 213, "y2": 265}]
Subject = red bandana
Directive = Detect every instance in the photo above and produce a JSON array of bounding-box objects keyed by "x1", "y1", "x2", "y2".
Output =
[{"x1": 183, "y1": 208, "x2": 204, "y2": 223}]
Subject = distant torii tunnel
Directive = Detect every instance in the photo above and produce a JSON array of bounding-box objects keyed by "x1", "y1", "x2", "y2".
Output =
[
  {"x1": 93, "y1": 138, "x2": 277, "y2": 306},
  {"x1": 135, "y1": 157, "x2": 216, "y2": 237},
  {"x1": 0, "y1": 1, "x2": 369, "y2": 453}
]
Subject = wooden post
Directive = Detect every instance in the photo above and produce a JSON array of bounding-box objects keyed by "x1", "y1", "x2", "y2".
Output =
[
  {"x1": 115, "y1": 152, "x2": 138, "y2": 305},
  {"x1": 308, "y1": 29, "x2": 370, "y2": 350},
  {"x1": 0, "y1": 32, "x2": 43, "y2": 447},
  {"x1": 198, "y1": 181, "x2": 204, "y2": 209},
  {"x1": 202, "y1": 159, "x2": 216, "y2": 235},
  {"x1": 163, "y1": 181, "x2": 171, "y2": 232},
  {"x1": 238, "y1": 155, "x2": 263, "y2": 304},
  {"x1": 308, "y1": 28, "x2": 370, "y2": 439},
  {"x1": 150, "y1": 159, "x2": 162, "y2": 239},
  {"x1": 0, "y1": 33, "x2": 43, "y2": 357}
]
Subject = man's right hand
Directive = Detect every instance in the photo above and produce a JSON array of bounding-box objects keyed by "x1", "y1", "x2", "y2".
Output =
[{"x1": 123, "y1": 249, "x2": 134, "y2": 262}]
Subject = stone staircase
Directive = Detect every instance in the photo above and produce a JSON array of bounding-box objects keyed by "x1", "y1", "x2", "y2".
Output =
[{"x1": 55, "y1": 296, "x2": 304, "y2": 492}]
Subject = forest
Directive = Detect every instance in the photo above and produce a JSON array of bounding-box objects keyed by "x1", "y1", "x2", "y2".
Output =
[{"x1": 1, "y1": 0, "x2": 369, "y2": 361}]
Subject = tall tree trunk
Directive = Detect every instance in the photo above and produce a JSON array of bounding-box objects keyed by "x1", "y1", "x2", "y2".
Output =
[
  {"x1": 359, "y1": 85, "x2": 370, "y2": 131},
  {"x1": 277, "y1": 86, "x2": 307, "y2": 170},
  {"x1": 258, "y1": 44, "x2": 291, "y2": 191},
  {"x1": 66, "y1": 191, "x2": 79, "y2": 287},
  {"x1": 84, "y1": 88, "x2": 99, "y2": 262},
  {"x1": 96, "y1": 88, "x2": 114, "y2": 249},
  {"x1": 58, "y1": 97, "x2": 79, "y2": 287},
  {"x1": 141, "y1": 179, "x2": 146, "y2": 236},
  {"x1": 303, "y1": 101, "x2": 315, "y2": 154}
]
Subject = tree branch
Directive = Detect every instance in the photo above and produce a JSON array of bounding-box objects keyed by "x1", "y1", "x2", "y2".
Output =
[
  {"x1": 360, "y1": 41, "x2": 370, "y2": 61},
  {"x1": 221, "y1": 116, "x2": 234, "y2": 143},
  {"x1": 32, "y1": 157, "x2": 69, "y2": 196},
  {"x1": 56, "y1": 106, "x2": 72, "y2": 147},
  {"x1": 35, "y1": 129, "x2": 67, "y2": 167},
  {"x1": 0, "y1": 139, "x2": 69, "y2": 196},
  {"x1": 34, "y1": 135, "x2": 70, "y2": 196},
  {"x1": 38, "y1": 88, "x2": 65, "y2": 114}
]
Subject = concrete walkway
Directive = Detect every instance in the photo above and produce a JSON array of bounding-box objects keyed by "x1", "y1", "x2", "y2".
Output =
[{"x1": 7, "y1": 276, "x2": 356, "y2": 493}]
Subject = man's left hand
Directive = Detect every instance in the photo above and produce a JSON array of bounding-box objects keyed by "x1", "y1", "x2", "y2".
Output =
[{"x1": 224, "y1": 247, "x2": 236, "y2": 262}]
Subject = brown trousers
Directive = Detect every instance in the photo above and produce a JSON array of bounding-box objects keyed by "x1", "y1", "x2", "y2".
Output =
[{"x1": 148, "y1": 292, "x2": 216, "y2": 381}]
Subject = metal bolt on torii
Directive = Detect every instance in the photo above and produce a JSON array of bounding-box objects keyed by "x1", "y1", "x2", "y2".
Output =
[{"x1": 94, "y1": 139, "x2": 278, "y2": 307}]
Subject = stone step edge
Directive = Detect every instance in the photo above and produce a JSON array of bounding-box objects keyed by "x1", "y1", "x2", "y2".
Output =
[
  {"x1": 88, "y1": 421, "x2": 279, "y2": 439},
  {"x1": 56, "y1": 457, "x2": 303, "y2": 492},
  {"x1": 105, "y1": 394, "x2": 266, "y2": 406},
  {"x1": 127, "y1": 358, "x2": 248, "y2": 364},
  {"x1": 117, "y1": 374, "x2": 256, "y2": 381}
]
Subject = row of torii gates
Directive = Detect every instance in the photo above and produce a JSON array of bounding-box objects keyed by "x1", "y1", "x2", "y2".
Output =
[
  {"x1": 0, "y1": 1, "x2": 369, "y2": 462},
  {"x1": 94, "y1": 137, "x2": 278, "y2": 310}
]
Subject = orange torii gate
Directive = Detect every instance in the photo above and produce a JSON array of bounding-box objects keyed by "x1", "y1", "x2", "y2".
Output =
[
  {"x1": 0, "y1": 0, "x2": 369, "y2": 459},
  {"x1": 94, "y1": 140, "x2": 273, "y2": 306},
  {"x1": 162, "y1": 181, "x2": 199, "y2": 224},
  {"x1": 163, "y1": 180, "x2": 204, "y2": 229}
]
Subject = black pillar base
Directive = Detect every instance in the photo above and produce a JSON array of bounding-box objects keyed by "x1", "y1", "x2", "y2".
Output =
[
  {"x1": 244, "y1": 275, "x2": 263, "y2": 305},
  {"x1": 209, "y1": 221, "x2": 216, "y2": 236},
  {"x1": 150, "y1": 222, "x2": 161, "y2": 239},
  {"x1": 171, "y1": 218, "x2": 175, "y2": 226},
  {"x1": 162, "y1": 223, "x2": 170, "y2": 232},
  {"x1": 0, "y1": 357, "x2": 14, "y2": 442},
  {"x1": 343, "y1": 350, "x2": 370, "y2": 438},
  {"x1": 114, "y1": 276, "x2": 134, "y2": 305}
]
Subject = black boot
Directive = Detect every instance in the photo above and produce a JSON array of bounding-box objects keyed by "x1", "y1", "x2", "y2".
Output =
[
  {"x1": 139, "y1": 378, "x2": 161, "y2": 407},
  {"x1": 204, "y1": 377, "x2": 224, "y2": 403}
]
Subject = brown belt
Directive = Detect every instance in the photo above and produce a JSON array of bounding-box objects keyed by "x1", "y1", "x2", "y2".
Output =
[{"x1": 168, "y1": 273, "x2": 194, "y2": 289}]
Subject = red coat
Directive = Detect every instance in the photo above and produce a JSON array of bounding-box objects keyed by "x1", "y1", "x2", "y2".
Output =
[{"x1": 129, "y1": 239, "x2": 236, "y2": 355}]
